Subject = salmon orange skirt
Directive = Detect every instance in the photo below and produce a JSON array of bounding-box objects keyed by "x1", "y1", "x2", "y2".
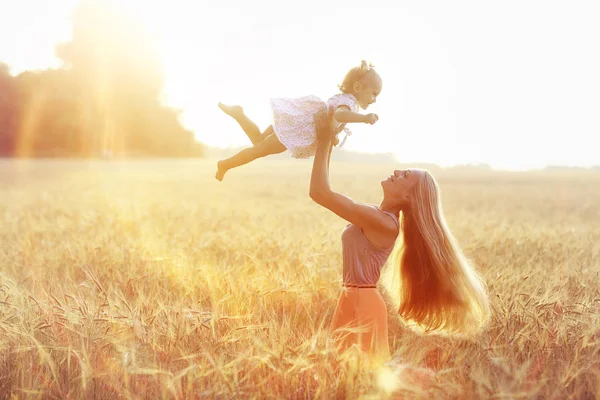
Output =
[{"x1": 329, "y1": 285, "x2": 390, "y2": 359}]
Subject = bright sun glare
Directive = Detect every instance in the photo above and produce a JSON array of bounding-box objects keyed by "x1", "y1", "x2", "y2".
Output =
[
  {"x1": 1, "y1": 0, "x2": 599, "y2": 169},
  {"x1": 377, "y1": 366, "x2": 400, "y2": 393}
]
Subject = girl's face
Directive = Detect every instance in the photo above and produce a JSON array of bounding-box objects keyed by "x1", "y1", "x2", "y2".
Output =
[{"x1": 353, "y1": 72, "x2": 382, "y2": 109}]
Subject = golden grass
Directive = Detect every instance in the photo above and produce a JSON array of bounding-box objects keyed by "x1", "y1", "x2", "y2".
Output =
[{"x1": 0, "y1": 158, "x2": 599, "y2": 399}]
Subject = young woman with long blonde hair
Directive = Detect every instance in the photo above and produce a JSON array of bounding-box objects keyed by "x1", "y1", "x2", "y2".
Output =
[{"x1": 309, "y1": 108, "x2": 491, "y2": 359}]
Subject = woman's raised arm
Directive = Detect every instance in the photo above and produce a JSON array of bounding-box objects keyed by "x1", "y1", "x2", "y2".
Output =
[{"x1": 309, "y1": 108, "x2": 397, "y2": 236}]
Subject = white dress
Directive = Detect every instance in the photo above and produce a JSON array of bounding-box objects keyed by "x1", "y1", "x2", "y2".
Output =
[{"x1": 269, "y1": 93, "x2": 360, "y2": 158}]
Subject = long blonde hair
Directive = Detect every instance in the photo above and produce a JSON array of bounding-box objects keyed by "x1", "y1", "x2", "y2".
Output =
[{"x1": 383, "y1": 171, "x2": 491, "y2": 335}]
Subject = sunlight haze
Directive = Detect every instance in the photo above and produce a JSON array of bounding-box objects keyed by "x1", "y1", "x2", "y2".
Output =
[{"x1": 1, "y1": 0, "x2": 599, "y2": 170}]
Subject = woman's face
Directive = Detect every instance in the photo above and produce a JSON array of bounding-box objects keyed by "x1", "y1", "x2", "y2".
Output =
[{"x1": 381, "y1": 169, "x2": 423, "y2": 203}]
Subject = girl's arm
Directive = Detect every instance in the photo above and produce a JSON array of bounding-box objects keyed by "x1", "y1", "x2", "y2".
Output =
[
  {"x1": 309, "y1": 109, "x2": 395, "y2": 235},
  {"x1": 334, "y1": 106, "x2": 378, "y2": 125}
]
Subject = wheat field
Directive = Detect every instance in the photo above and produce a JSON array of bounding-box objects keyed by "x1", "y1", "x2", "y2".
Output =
[{"x1": 0, "y1": 158, "x2": 599, "y2": 399}]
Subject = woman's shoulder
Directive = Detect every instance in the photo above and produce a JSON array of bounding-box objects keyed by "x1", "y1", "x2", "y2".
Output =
[
  {"x1": 367, "y1": 204, "x2": 400, "y2": 228},
  {"x1": 358, "y1": 205, "x2": 399, "y2": 249}
]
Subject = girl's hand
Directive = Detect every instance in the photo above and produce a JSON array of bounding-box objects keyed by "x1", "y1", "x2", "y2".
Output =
[
  {"x1": 314, "y1": 107, "x2": 336, "y2": 143},
  {"x1": 363, "y1": 113, "x2": 379, "y2": 125},
  {"x1": 333, "y1": 135, "x2": 340, "y2": 147}
]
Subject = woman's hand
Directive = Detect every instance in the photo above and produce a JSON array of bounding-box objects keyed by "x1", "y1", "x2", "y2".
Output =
[{"x1": 314, "y1": 107, "x2": 336, "y2": 144}]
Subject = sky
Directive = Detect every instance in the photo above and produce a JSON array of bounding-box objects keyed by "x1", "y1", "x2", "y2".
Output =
[{"x1": 1, "y1": 0, "x2": 599, "y2": 169}]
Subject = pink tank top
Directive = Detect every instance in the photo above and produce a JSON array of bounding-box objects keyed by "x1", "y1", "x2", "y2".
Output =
[{"x1": 340, "y1": 208, "x2": 400, "y2": 285}]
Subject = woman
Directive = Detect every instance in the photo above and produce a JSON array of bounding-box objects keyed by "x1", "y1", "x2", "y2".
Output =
[{"x1": 309, "y1": 108, "x2": 491, "y2": 360}]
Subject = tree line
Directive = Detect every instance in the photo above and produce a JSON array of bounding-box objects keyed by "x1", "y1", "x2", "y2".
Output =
[{"x1": 0, "y1": 1, "x2": 204, "y2": 158}]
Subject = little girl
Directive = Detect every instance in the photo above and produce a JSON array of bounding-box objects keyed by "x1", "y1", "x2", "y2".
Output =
[{"x1": 215, "y1": 60, "x2": 382, "y2": 181}]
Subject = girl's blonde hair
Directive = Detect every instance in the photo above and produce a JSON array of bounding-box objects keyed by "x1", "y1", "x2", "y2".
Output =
[
  {"x1": 338, "y1": 60, "x2": 377, "y2": 94},
  {"x1": 382, "y1": 171, "x2": 491, "y2": 336}
]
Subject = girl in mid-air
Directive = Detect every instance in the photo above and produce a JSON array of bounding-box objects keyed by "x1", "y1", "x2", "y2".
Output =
[{"x1": 215, "y1": 60, "x2": 382, "y2": 181}]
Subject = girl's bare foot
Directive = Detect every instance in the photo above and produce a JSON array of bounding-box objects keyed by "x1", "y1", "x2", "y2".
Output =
[
  {"x1": 215, "y1": 160, "x2": 227, "y2": 181},
  {"x1": 218, "y1": 102, "x2": 243, "y2": 119}
]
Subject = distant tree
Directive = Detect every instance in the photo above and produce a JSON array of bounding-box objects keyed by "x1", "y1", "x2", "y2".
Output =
[
  {"x1": 449, "y1": 163, "x2": 493, "y2": 171},
  {"x1": 0, "y1": 63, "x2": 18, "y2": 155},
  {"x1": 12, "y1": 68, "x2": 88, "y2": 157},
  {"x1": 544, "y1": 165, "x2": 586, "y2": 171},
  {"x1": 0, "y1": 2, "x2": 204, "y2": 158},
  {"x1": 49, "y1": 0, "x2": 202, "y2": 157}
]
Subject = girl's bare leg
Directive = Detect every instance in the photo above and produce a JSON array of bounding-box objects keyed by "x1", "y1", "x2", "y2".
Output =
[
  {"x1": 259, "y1": 125, "x2": 274, "y2": 143},
  {"x1": 216, "y1": 132, "x2": 286, "y2": 181},
  {"x1": 218, "y1": 102, "x2": 272, "y2": 145}
]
